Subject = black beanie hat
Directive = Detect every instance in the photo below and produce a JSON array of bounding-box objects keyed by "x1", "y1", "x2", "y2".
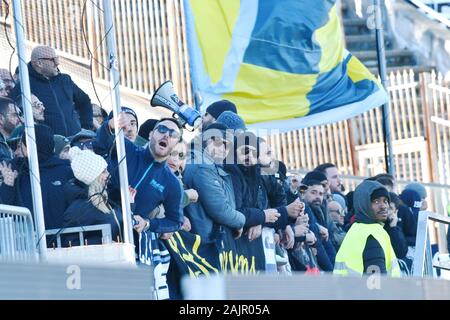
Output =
[
  {"x1": 206, "y1": 100, "x2": 237, "y2": 119},
  {"x1": 302, "y1": 170, "x2": 328, "y2": 186},
  {"x1": 138, "y1": 118, "x2": 159, "y2": 140},
  {"x1": 370, "y1": 187, "x2": 390, "y2": 202},
  {"x1": 108, "y1": 106, "x2": 139, "y2": 129}
]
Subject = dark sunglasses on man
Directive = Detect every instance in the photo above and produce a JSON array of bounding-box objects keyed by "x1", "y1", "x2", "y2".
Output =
[{"x1": 155, "y1": 124, "x2": 181, "y2": 140}]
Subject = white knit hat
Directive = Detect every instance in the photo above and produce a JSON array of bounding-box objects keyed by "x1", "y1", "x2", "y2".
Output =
[{"x1": 69, "y1": 147, "x2": 107, "y2": 186}]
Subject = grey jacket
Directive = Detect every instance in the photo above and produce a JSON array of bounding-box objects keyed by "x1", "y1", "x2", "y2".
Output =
[{"x1": 183, "y1": 149, "x2": 245, "y2": 243}]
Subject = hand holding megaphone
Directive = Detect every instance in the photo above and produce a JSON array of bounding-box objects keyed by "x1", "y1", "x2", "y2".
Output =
[{"x1": 151, "y1": 80, "x2": 202, "y2": 130}]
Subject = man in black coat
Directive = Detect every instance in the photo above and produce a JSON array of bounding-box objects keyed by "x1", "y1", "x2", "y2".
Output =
[{"x1": 10, "y1": 45, "x2": 93, "y2": 136}]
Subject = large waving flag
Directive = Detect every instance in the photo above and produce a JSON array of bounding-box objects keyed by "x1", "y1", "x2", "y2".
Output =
[{"x1": 184, "y1": 0, "x2": 388, "y2": 132}]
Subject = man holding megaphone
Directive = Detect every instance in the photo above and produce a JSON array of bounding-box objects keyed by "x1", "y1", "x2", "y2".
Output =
[{"x1": 95, "y1": 111, "x2": 185, "y2": 236}]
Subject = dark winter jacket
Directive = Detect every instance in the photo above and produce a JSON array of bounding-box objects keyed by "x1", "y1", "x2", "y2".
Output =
[
  {"x1": 397, "y1": 204, "x2": 417, "y2": 247},
  {"x1": 61, "y1": 179, "x2": 121, "y2": 245},
  {"x1": 0, "y1": 132, "x2": 13, "y2": 161},
  {"x1": 0, "y1": 156, "x2": 73, "y2": 230},
  {"x1": 226, "y1": 164, "x2": 288, "y2": 229},
  {"x1": 183, "y1": 149, "x2": 245, "y2": 243},
  {"x1": 95, "y1": 121, "x2": 184, "y2": 234},
  {"x1": 10, "y1": 63, "x2": 93, "y2": 136}
]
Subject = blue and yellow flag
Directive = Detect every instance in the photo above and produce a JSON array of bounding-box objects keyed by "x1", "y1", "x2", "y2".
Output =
[{"x1": 184, "y1": 0, "x2": 388, "y2": 131}]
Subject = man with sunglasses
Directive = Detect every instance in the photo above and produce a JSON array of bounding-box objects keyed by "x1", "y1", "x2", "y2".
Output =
[
  {"x1": 96, "y1": 113, "x2": 185, "y2": 236},
  {"x1": 10, "y1": 45, "x2": 93, "y2": 137}
]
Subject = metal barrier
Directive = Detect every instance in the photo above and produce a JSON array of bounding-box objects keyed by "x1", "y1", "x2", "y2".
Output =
[
  {"x1": 413, "y1": 211, "x2": 450, "y2": 277},
  {"x1": 45, "y1": 224, "x2": 113, "y2": 248},
  {"x1": 0, "y1": 204, "x2": 37, "y2": 263}
]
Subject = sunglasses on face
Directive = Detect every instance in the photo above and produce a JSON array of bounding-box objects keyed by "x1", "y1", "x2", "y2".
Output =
[
  {"x1": 155, "y1": 124, "x2": 181, "y2": 140},
  {"x1": 40, "y1": 57, "x2": 59, "y2": 64},
  {"x1": 72, "y1": 140, "x2": 93, "y2": 150}
]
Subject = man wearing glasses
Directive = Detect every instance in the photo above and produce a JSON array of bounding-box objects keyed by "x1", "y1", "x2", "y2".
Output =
[
  {"x1": 10, "y1": 45, "x2": 93, "y2": 137},
  {"x1": 96, "y1": 113, "x2": 185, "y2": 236}
]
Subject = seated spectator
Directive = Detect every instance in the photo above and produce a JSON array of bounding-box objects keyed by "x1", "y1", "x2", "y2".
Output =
[
  {"x1": 183, "y1": 123, "x2": 245, "y2": 265},
  {"x1": 0, "y1": 124, "x2": 73, "y2": 230},
  {"x1": 53, "y1": 135, "x2": 71, "y2": 160},
  {"x1": 69, "y1": 129, "x2": 96, "y2": 151},
  {"x1": 404, "y1": 181, "x2": 428, "y2": 211},
  {"x1": 10, "y1": 45, "x2": 94, "y2": 136},
  {"x1": 0, "y1": 68, "x2": 15, "y2": 96},
  {"x1": 0, "y1": 97, "x2": 20, "y2": 161},
  {"x1": 62, "y1": 147, "x2": 122, "y2": 246}
]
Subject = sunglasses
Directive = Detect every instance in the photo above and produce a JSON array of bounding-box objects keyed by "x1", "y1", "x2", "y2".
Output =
[
  {"x1": 72, "y1": 140, "x2": 93, "y2": 150},
  {"x1": 39, "y1": 57, "x2": 59, "y2": 64},
  {"x1": 155, "y1": 124, "x2": 181, "y2": 140}
]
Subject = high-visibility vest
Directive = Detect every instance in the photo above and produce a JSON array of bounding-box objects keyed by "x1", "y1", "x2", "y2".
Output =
[{"x1": 333, "y1": 222, "x2": 401, "y2": 277}]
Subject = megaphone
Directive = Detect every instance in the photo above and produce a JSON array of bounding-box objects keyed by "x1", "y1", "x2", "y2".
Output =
[{"x1": 151, "y1": 80, "x2": 202, "y2": 130}]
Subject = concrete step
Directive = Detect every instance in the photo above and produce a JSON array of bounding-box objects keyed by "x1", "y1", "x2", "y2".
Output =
[
  {"x1": 346, "y1": 34, "x2": 393, "y2": 50},
  {"x1": 353, "y1": 49, "x2": 413, "y2": 60}
]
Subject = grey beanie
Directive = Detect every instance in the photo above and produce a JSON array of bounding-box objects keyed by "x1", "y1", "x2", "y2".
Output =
[
  {"x1": 216, "y1": 111, "x2": 246, "y2": 131},
  {"x1": 404, "y1": 182, "x2": 427, "y2": 199},
  {"x1": 332, "y1": 193, "x2": 347, "y2": 210}
]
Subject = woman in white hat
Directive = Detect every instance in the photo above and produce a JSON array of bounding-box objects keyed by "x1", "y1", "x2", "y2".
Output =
[{"x1": 61, "y1": 147, "x2": 121, "y2": 246}]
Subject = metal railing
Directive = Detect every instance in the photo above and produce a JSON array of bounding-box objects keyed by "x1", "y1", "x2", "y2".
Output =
[
  {"x1": 45, "y1": 224, "x2": 112, "y2": 248},
  {"x1": 0, "y1": 204, "x2": 37, "y2": 262},
  {"x1": 413, "y1": 211, "x2": 450, "y2": 277}
]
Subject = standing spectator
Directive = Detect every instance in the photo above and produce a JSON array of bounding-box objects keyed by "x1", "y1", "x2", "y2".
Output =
[
  {"x1": 0, "y1": 97, "x2": 20, "y2": 161},
  {"x1": 0, "y1": 68, "x2": 15, "y2": 96},
  {"x1": 334, "y1": 181, "x2": 400, "y2": 276},
  {"x1": 183, "y1": 123, "x2": 245, "y2": 255},
  {"x1": 10, "y1": 45, "x2": 93, "y2": 136},
  {"x1": 0, "y1": 124, "x2": 73, "y2": 230},
  {"x1": 201, "y1": 100, "x2": 237, "y2": 131},
  {"x1": 62, "y1": 147, "x2": 121, "y2": 245},
  {"x1": 95, "y1": 113, "x2": 185, "y2": 235},
  {"x1": 106, "y1": 106, "x2": 139, "y2": 143},
  {"x1": 315, "y1": 163, "x2": 344, "y2": 195},
  {"x1": 404, "y1": 182, "x2": 428, "y2": 211},
  {"x1": 367, "y1": 173, "x2": 395, "y2": 192}
]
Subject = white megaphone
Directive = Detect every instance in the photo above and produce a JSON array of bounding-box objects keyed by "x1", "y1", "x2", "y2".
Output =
[{"x1": 151, "y1": 80, "x2": 202, "y2": 130}]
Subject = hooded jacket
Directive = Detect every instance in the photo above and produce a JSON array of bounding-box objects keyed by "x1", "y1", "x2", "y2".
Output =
[
  {"x1": 0, "y1": 125, "x2": 74, "y2": 230},
  {"x1": 10, "y1": 63, "x2": 93, "y2": 136},
  {"x1": 352, "y1": 180, "x2": 395, "y2": 273},
  {"x1": 61, "y1": 179, "x2": 121, "y2": 246}
]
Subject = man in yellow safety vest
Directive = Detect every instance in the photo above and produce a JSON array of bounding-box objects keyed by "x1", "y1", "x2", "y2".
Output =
[{"x1": 334, "y1": 180, "x2": 400, "y2": 277}]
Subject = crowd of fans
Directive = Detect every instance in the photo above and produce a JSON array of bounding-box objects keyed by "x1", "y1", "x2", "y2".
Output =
[{"x1": 0, "y1": 45, "x2": 442, "y2": 289}]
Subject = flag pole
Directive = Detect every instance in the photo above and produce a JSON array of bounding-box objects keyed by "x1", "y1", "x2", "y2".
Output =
[
  {"x1": 12, "y1": 0, "x2": 47, "y2": 261},
  {"x1": 102, "y1": 0, "x2": 134, "y2": 247},
  {"x1": 374, "y1": 0, "x2": 395, "y2": 177}
]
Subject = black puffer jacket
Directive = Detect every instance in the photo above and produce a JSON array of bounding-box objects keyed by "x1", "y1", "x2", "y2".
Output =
[{"x1": 61, "y1": 179, "x2": 122, "y2": 246}]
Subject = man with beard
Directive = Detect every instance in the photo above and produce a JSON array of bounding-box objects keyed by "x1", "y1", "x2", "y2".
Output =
[
  {"x1": 301, "y1": 173, "x2": 337, "y2": 270},
  {"x1": 0, "y1": 97, "x2": 20, "y2": 161},
  {"x1": 95, "y1": 113, "x2": 185, "y2": 234},
  {"x1": 334, "y1": 180, "x2": 400, "y2": 276},
  {"x1": 315, "y1": 163, "x2": 344, "y2": 195}
]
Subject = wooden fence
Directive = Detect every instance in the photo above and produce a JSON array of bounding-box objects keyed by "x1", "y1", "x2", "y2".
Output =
[{"x1": 0, "y1": 0, "x2": 449, "y2": 185}]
